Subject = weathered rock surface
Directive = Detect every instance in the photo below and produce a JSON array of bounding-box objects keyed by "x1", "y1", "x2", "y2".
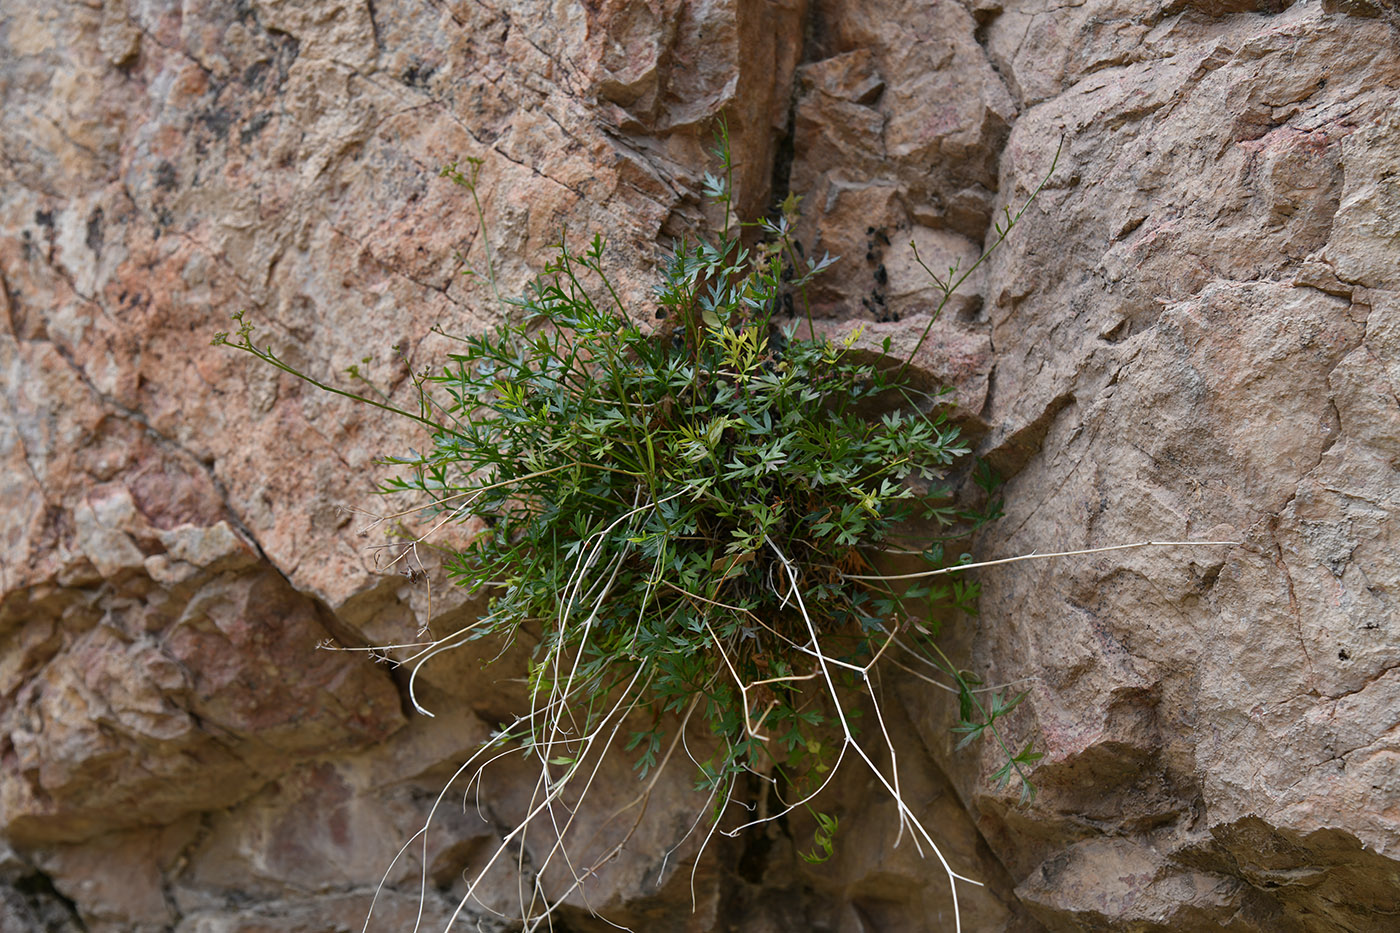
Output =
[
  {"x1": 2, "y1": 0, "x2": 1397, "y2": 930},
  {"x1": 950, "y1": 5, "x2": 1400, "y2": 930}
]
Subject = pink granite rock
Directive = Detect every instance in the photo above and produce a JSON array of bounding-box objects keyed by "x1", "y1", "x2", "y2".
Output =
[{"x1": 2, "y1": 0, "x2": 1398, "y2": 929}]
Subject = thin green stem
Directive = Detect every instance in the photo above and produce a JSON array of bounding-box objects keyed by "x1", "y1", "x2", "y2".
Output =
[
  {"x1": 897, "y1": 137, "x2": 1064, "y2": 381},
  {"x1": 216, "y1": 332, "x2": 442, "y2": 430}
]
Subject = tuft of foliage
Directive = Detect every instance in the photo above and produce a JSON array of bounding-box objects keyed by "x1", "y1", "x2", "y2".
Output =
[
  {"x1": 385, "y1": 158, "x2": 999, "y2": 799},
  {"x1": 215, "y1": 124, "x2": 1058, "y2": 932}
]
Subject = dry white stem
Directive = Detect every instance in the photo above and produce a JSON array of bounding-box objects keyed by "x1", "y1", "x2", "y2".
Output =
[
  {"x1": 368, "y1": 498, "x2": 1233, "y2": 932},
  {"x1": 526, "y1": 687, "x2": 645, "y2": 927},
  {"x1": 361, "y1": 462, "x2": 590, "y2": 532},
  {"x1": 842, "y1": 539, "x2": 1236, "y2": 581},
  {"x1": 765, "y1": 535, "x2": 977, "y2": 933},
  {"x1": 522, "y1": 697, "x2": 700, "y2": 933},
  {"x1": 442, "y1": 664, "x2": 649, "y2": 932}
]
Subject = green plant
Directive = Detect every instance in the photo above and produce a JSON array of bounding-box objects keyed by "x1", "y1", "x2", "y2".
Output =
[{"x1": 215, "y1": 126, "x2": 1063, "y2": 933}]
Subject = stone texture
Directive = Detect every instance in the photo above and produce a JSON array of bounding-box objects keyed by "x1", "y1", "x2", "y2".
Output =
[
  {"x1": 0, "y1": 499, "x2": 405, "y2": 847},
  {"x1": 2, "y1": 0, "x2": 1399, "y2": 931},
  {"x1": 924, "y1": 3, "x2": 1400, "y2": 930}
]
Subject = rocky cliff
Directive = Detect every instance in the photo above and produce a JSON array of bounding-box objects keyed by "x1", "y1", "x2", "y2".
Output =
[{"x1": 2, "y1": 0, "x2": 1397, "y2": 930}]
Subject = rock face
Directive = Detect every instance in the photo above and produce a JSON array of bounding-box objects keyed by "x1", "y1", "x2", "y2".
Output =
[{"x1": 1, "y1": 0, "x2": 1397, "y2": 930}]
